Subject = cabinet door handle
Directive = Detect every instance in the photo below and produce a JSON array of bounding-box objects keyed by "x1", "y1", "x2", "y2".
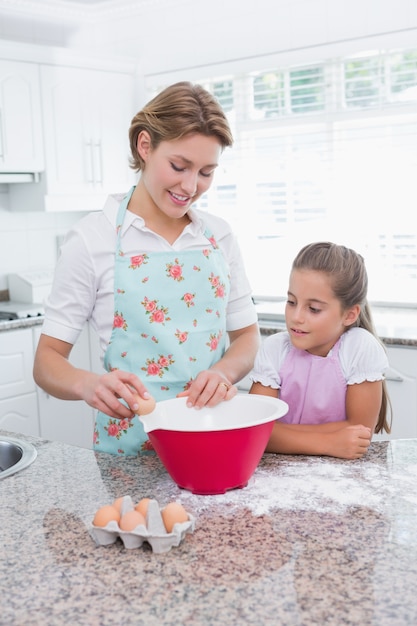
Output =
[
  {"x1": 85, "y1": 140, "x2": 94, "y2": 182},
  {"x1": 0, "y1": 109, "x2": 4, "y2": 159},
  {"x1": 93, "y1": 140, "x2": 102, "y2": 184}
]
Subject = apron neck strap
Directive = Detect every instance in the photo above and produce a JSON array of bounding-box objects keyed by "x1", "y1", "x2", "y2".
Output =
[{"x1": 116, "y1": 186, "x2": 136, "y2": 249}]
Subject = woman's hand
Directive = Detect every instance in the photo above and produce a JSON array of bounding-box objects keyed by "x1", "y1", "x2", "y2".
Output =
[
  {"x1": 80, "y1": 370, "x2": 151, "y2": 420},
  {"x1": 33, "y1": 334, "x2": 150, "y2": 421},
  {"x1": 176, "y1": 322, "x2": 259, "y2": 409},
  {"x1": 177, "y1": 370, "x2": 237, "y2": 409}
]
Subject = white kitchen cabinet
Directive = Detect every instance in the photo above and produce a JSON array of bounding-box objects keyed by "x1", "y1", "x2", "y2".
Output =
[
  {"x1": 0, "y1": 393, "x2": 39, "y2": 437},
  {"x1": 373, "y1": 345, "x2": 417, "y2": 441},
  {"x1": 0, "y1": 59, "x2": 44, "y2": 174},
  {"x1": 0, "y1": 327, "x2": 40, "y2": 436},
  {"x1": 33, "y1": 324, "x2": 102, "y2": 449},
  {"x1": 10, "y1": 64, "x2": 135, "y2": 211},
  {"x1": 40, "y1": 65, "x2": 134, "y2": 210}
]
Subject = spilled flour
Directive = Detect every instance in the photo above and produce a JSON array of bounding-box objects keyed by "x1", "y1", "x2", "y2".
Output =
[{"x1": 177, "y1": 459, "x2": 391, "y2": 517}]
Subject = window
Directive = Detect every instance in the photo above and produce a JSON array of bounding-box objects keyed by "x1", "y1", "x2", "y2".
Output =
[
  {"x1": 344, "y1": 56, "x2": 384, "y2": 108},
  {"x1": 253, "y1": 71, "x2": 285, "y2": 117},
  {"x1": 212, "y1": 79, "x2": 234, "y2": 112},
  {"x1": 147, "y1": 46, "x2": 417, "y2": 305}
]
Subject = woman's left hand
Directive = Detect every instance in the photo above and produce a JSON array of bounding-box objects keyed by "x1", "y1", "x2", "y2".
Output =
[{"x1": 177, "y1": 370, "x2": 237, "y2": 409}]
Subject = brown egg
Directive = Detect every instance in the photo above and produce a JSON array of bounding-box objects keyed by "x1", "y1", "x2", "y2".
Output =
[
  {"x1": 161, "y1": 502, "x2": 189, "y2": 533},
  {"x1": 93, "y1": 504, "x2": 120, "y2": 527},
  {"x1": 132, "y1": 394, "x2": 156, "y2": 416},
  {"x1": 134, "y1": 497, "x2": 151, "y2": 517},
  {"x1": 119, "y1": 510, "x2": 146, "y2": 531},
  {"x1": 113, "y1": 497, "x2": 125, "y2": 513}
]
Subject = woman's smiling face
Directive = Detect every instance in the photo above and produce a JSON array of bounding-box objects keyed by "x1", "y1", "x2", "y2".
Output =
[
  {"x1": 137, "y1": 132, "x2": 221, "y2": 219},
  {"x1": 285, "y1": 268, "x2": 358, "y2": 357}
]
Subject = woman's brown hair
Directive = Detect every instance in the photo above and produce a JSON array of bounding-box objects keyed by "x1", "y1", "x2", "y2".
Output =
[{"x1": 129, "y1": 81, "x2": 233, "y2": 172}]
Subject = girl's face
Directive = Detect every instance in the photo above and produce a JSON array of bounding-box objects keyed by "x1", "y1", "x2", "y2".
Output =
[
  {"x1": 285, "y1": 269, "x2": 359, "y2": 357},
  {"x1": 136, "y1": 132, "x2": 221, "y2": 219}
]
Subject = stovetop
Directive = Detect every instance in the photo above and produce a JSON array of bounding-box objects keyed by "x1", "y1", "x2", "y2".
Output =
[{"x1": 0, "y1": 301, "x2": 45, "y2": 320}]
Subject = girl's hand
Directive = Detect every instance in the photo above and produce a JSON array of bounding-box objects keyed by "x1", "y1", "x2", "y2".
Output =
[
  {"x1": 176, "y1": 370, "x2": 237, "y2": 409},
  {"x1": 329, "y1": 424, "x2": 372, "y2": 460},
  {"x1": 81, "y1": 370, "x2": 150, "y2": 420}
]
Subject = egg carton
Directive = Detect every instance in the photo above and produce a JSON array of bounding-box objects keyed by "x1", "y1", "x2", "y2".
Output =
[{"x1": 91, "y1": 496, "x2": 195, "y2": 553}]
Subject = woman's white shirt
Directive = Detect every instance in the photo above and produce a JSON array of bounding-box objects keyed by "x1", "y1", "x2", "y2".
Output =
[{"x1": 42, "y1": 192, "x2": 257, "y2": 359}]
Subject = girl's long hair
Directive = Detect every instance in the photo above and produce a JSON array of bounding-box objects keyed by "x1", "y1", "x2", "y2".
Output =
[{"x1": 292, "y1": 241, "x2": 391, "y2": 433}]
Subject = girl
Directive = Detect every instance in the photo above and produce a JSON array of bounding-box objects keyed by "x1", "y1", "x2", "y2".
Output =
[
  {"x1": 249, "y1": 242, "x2": 391, "y2": 460},
  {"x1": 33, "y1": 82, "x2": 259, "y2": 456}
]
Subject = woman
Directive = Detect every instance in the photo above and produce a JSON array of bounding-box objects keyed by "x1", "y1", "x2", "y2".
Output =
[{"x1": 34, "y1": 82, "x2": 259, "y2": 456}]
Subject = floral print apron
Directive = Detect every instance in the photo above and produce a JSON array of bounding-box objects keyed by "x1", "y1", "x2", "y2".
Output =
[{"x1": 93, "y1": 187, "x2": 230, "y2": 456}]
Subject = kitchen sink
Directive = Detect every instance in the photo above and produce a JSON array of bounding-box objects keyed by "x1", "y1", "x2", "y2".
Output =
[{"x1": 0, "y1": 436, "x2": 37, "y2": 479}]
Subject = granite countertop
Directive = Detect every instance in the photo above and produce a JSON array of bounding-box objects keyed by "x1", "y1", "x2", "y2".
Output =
[{"x1": 1, "y1": 430, "x2": 417, "y2": 625}]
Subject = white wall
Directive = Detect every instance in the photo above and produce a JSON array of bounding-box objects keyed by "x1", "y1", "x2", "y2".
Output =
[
  {"x1": 0, "y1": 190, "x2": 86, "y2": 291},
  {"x1": 1, "y1": 0, "x2": 417, "y2": 292}
]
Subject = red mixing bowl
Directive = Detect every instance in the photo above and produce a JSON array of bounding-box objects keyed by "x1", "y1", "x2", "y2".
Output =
[{"x1": 139, "y1": 395, "x2": 288, "y2": 495}]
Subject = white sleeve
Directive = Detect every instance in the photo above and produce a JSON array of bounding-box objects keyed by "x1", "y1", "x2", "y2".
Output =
[
  {"x1": 340, "y1": 327, "x2": 389, "y2": 385},
  {"x1": 249, "y1": 331, "x2": 291, "y2": 389},
  {"x1": 42, "y1": 221, "x2": 98, "y2": 345}
]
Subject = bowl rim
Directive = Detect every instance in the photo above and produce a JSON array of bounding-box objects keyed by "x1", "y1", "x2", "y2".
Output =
[{"x1": 139, "y1": 394, "x2": 288, "y2": 433}]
